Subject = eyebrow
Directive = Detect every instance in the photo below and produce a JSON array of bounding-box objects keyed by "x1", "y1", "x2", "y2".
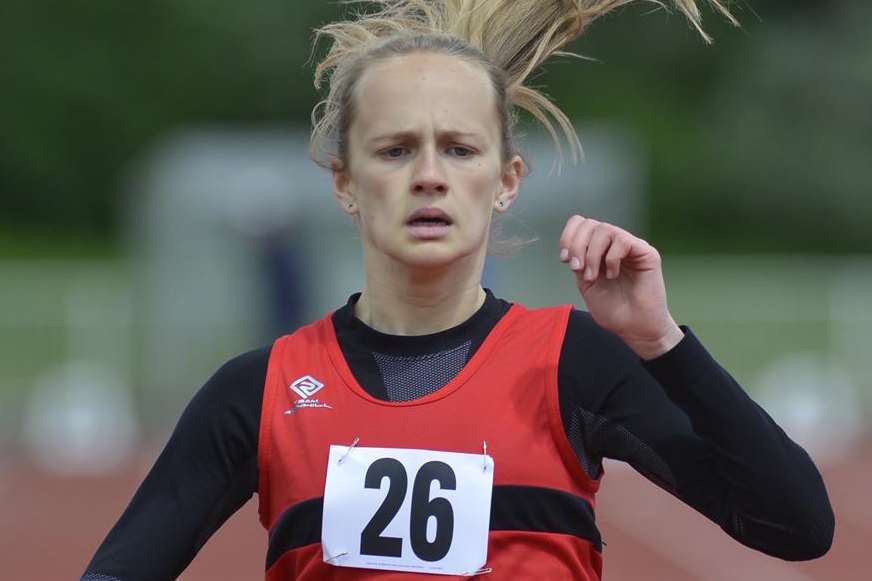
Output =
[{"x1": 367, "y1": 129, "x2": 484, "y2": 144}]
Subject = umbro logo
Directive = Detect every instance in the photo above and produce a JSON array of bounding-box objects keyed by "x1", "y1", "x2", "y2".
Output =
[
  {"x1": 284, "y1": 375, "x2": 332, "y2": 415},
  {"x1": 290, "y1": 375, "x2": 324, "y2": 399}
]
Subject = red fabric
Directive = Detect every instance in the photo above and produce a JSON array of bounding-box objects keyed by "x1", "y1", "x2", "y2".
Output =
[
  {"x1": 267, "y1": 533, "x2": 601, "y2": 581},
  {"x1": 259, "y1": 303, "x2": 602, "y2": 580}
]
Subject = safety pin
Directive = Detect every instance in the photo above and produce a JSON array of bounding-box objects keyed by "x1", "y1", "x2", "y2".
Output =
[
  {"x1": 462, "y1": 566, "x2": 493, "y2": 576},
  {"x1": 324, "y1": 551, "x2": 349, "y2": 564},
  {"x1": 482, "y1": 441, "x2": 489, "y2": 472},
  {"x1": 338, "y1": 437, "x2": 360, "y2": 465}
]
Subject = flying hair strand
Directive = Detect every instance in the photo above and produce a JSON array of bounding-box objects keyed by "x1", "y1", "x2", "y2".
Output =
[{"x1": 310, "y1": 0, "x2": 738, "y2": 169}]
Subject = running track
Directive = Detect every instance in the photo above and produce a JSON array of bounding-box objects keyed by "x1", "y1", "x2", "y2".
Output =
[{"x1": 2, "y1": 441, "x2": 866, "y2": 579}]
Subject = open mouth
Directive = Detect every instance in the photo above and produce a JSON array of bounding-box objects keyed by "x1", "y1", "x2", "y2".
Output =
[
  {"x1": 406, "y1": 208, "x2": 453, "y2": 238},
  {"x1": 407, "y1": 217, "x2": 452, "y2": 227},
  {"x1": 406, "y1": 207, "x2": 453, "y2": 226}
]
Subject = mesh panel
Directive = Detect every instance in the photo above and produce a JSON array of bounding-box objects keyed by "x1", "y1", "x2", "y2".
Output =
[
  {"x1": 569, "y1": 406, "x2": 676, "y2": 492},
  {"x1": 568, "y1": 408, "x2": 605, "y2": 480},
  {"x1": 373, "y1": 341, "x2": 471, "y2": 401}
]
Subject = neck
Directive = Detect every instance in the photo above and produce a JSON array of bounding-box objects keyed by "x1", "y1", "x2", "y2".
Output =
[{"x1": 355, "y1": 253, "x2": 487, "y2": 336}]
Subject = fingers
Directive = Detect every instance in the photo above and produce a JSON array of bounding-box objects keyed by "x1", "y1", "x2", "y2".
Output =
[
  {"x1": 585, "y1": 225, "x2": 616, "y2": 280},
  {"x1": 602, "y1": 235, "x2": 631, "y2": 279},
  {"x1": 565, "y1": 220, "x2": 600, "y2": 274},
  {"x1": 559, "y1": 215, "x2": 638, "y2": 281},
  {"x1": 559, "y1": 214, "x2": 584, "y2": 262},
  {"x1": 559, "y1": 215, "x2": 598, "y2": 268}
]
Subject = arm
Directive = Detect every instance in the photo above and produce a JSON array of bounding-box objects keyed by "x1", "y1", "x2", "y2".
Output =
[
  {"x1": 81, "y1": 347, "x2": 269, "y2": 581},
  {"x1": 556, "y1": 215, "x2": 833, "y2": 560},
  {"x1": 558, "y1": 312, "x2": 834, "y2": 560}
]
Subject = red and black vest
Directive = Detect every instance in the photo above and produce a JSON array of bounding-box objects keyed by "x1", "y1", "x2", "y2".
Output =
[{"x1": 258, "y1": 303, "x2": 603, "y2": 580}]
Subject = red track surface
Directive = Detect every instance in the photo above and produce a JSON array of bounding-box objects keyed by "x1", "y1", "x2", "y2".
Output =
[{"x1": 2, "y1": 442, "x2": 866, "y2": 580}]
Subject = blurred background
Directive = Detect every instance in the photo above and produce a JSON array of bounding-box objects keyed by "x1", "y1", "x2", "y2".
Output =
[{"x1": 1, "y1": 1, "x2": 869, "y2": 579}]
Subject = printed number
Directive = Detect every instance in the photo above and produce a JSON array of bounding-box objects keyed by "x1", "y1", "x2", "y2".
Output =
[
  {"x1": 360, "y1": 458, "x2": 407, "y2": 557},
  {"x1": 360, "y1": 459, "x2": 457, "y2": 561},
  {"x1": 410, "y1": 461, "x2": 456, "y2": 561}
]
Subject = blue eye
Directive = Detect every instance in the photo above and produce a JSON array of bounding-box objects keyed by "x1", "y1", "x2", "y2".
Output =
[
  {"x1": 449, "y1": 146, "x2": 474, "y2": 158},
  {"x1": 382, "y1": 147, "x2": 407, "y2": 159}
]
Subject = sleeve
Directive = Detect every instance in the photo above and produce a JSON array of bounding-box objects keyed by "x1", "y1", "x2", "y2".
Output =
[
  {"x1": 557, "y1": 310, "x2": 834, "y2": 561},
  {"x1": 80, "y1": 346, "x2": 271, "y2": 581}
]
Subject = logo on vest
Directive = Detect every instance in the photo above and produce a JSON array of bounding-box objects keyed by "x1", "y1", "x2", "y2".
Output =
[{"x1": 284, "y1": 375, "x2": 332, "y2": 415}]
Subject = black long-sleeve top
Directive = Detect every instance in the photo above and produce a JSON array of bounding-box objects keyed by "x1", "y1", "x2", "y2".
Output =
[{"x1": 82, "y1": 290, "x2": 834, "y2": 580}]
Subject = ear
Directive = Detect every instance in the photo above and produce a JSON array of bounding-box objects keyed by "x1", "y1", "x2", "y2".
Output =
[
  {"x1": 332, "y1": 159, "x2": 358, "y2": 216},
  {"x1": 493, "y1": 154, "x2": 524, "y2": 213}
]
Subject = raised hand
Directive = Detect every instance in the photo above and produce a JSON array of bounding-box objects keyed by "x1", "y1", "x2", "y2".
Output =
[{"x1": 558, "y1": 215, "x2": 684, "y2": 359}]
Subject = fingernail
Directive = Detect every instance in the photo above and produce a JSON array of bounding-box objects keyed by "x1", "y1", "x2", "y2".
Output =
[
  {"x1": 584, "y1": 267, "x2": 593, "y2": 280},
  {"x1": 560, "y1": 248, "x2": 569, "y2": 262},
  {"x1": 570, "y1": 257, "x2": 580, "y2": 270}
]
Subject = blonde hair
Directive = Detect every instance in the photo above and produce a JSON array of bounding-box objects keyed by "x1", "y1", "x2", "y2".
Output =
[{"x1": 310, "y1": 0, "x2": 737, "y2": 170}]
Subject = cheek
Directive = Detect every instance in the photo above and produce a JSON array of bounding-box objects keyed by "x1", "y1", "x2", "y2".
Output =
[
  {"x1": 352, "y1": 171, "x2": 397, "y2": 234},
  {"x1": 456, "y1": 177, "x2": 499, "y2": 238},
  {"x1": 466, "y1": 165, "x2": 501, "y2": 208},
  {"x1": 348, "y1": 158, "x2": 383, "y2": 200}
]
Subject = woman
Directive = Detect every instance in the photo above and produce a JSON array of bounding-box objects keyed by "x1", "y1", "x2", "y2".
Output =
[{"x1": 82, "y1": 1, "x2": 834, "y2": 579}]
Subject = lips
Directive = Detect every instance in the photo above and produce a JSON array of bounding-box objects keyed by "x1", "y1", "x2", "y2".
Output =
[
  {"x1": 406, "y1": 207, "x2": 453, "y2": 226},
  {"x1": 405, "y1": 207, "x2": 453, "y2": 240}
]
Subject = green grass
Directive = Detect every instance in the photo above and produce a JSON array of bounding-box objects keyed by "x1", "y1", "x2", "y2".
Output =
[{"x1": 0, "y1": 228, "x2": 117, "y2": 259}]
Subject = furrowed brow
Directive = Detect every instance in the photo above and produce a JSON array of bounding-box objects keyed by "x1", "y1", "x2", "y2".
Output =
[
  {"x1": 368, "y1": 129, "x2": 484, "y2": 144},
  {"x1": 368, "y1": 131, "x2": 416, "y2": 145}
]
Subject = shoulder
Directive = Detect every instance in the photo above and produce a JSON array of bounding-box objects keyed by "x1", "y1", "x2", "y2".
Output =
[
  {"x1": 502, "y1": 301, "x2": 631, "y2": 358},
  {"x1": 194, "y1": 346, "x2": 272, "y2": 411},
  {"x1": 565, "y1": 308, "x2": 636, "y2": 357},
  {"x1": 214, "y1": 345, "x2": 272, "y2": 384},
  {"x1": 560, "y1": 307, "x2": 642, "y2": 380},
  {"x1": 506, "y1": 302, "x2": 638, "y2": 369},
  {"x1": 176, "y1": 345, "x2": 273, "y2": 449},
  {"x1": 556, "y1": 308, "x2": 647, "y2": 412},
  {"x1": 565, "y1": 307, "x2": 605, "y2": 336}
]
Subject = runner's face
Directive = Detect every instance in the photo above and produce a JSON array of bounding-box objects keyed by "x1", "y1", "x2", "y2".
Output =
[{"x1": 335, "y1": 52, "x2": 520, "y2": 270}]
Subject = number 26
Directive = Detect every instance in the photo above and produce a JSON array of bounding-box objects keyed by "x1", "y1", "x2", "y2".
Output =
[{"x1": 360, "y1": 458, "x2": 456, "y2": 562}]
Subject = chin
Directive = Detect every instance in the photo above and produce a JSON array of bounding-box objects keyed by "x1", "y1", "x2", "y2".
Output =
[{"x1": 394, "y1": 242, "x2": 475, "y2": 270}]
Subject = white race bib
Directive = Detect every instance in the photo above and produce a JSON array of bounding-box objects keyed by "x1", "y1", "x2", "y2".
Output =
[{"x1": 322, "y1": 445, "x2": 494, "y2": 576}]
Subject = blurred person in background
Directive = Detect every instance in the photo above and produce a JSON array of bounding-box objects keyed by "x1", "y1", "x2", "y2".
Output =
[{"x1": 81, "y1": 1, "x2": 834, "y2": 580}]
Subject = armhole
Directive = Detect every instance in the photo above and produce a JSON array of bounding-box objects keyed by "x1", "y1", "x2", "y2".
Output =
[
  {"x1": 543, "y1": 306, "x2": 601, "y2": 496},
  {"x1": 257, "y1": 337, "x2": 284, "y2": 529}
]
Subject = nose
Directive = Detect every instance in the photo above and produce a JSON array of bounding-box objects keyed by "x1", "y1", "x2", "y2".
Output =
[{"x1": 410, "y1": 145, "x2": 448, "y2": 195}]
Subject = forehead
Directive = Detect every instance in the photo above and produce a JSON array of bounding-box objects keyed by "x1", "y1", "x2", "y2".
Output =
[{"x1": 352, "y1": 52, "x2": 499, "y2": 141}]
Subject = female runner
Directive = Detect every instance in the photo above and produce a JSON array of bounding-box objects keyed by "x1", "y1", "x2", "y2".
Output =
[{"x1": 83, "y1": 1, "x2": 834, "y2": 579}]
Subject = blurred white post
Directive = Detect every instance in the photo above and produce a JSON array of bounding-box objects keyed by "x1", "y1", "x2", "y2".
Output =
[{"x1": 17, "y1": 263, "x2": 139, "y2": 475}]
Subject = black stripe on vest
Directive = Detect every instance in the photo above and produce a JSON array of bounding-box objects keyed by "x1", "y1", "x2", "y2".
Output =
[{"x1": 266, "y1": 485, "x2": 601, "y2": 570}]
